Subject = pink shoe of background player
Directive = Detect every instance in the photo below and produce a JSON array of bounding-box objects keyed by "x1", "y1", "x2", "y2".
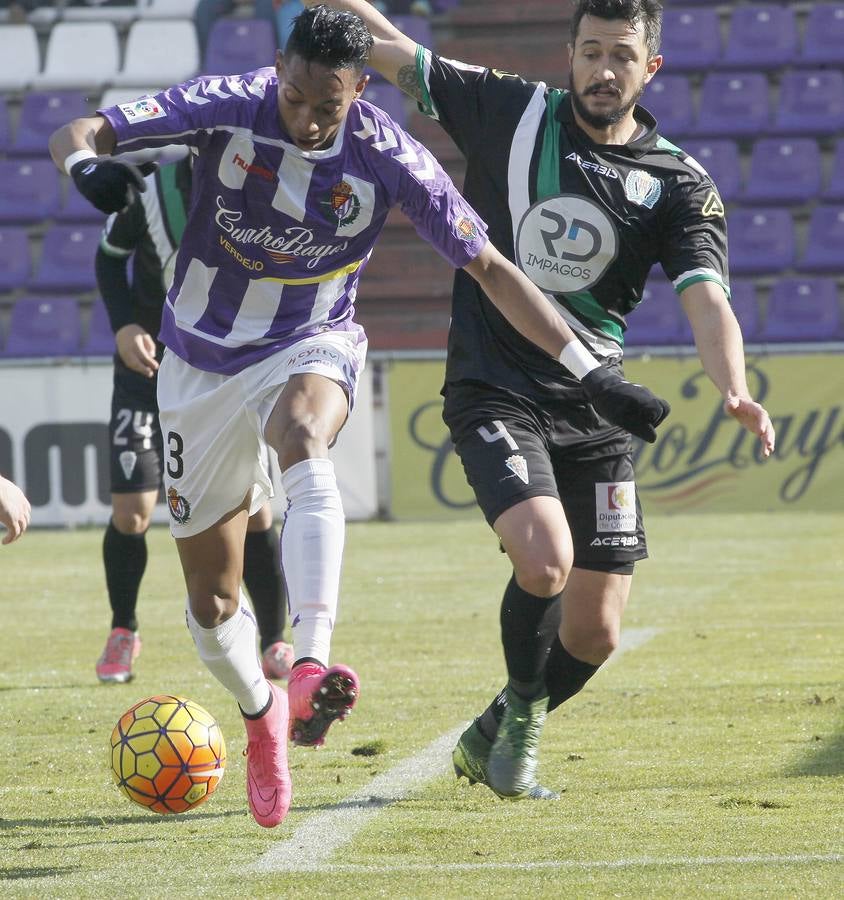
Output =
[{"x1": 95, "y1": 627, "x2": 142, "y2": 683}]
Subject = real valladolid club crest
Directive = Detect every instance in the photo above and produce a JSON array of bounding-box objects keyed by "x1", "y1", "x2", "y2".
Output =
[
  {"x1": 322, "y1": 180, "x2": 361, "y2": 226},
  {"x1": 624, "y1": 169, "x2": 663, "y2": 209},
  {"x1": 167, "y1": 486, "x2": 191, "y2": 525}
]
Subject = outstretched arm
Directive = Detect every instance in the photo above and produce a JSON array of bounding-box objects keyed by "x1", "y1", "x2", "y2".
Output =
[
  {"x1": 681, "y1": 281, "x2": 775, "y2": 457},
  {"x1": 302, "y1": 0, "x2": 419, "y2": 96},
  {"x1": 0, "y1": 475, "x2": 31, "y2": 545},
  {"x1": 465, "y1": 242, "x2": 671, "y2": 443}
]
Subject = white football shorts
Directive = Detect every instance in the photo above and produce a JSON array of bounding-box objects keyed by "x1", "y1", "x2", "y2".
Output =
[{"x1": 157, "y1": 327, "x2": 367, "y2": 537}]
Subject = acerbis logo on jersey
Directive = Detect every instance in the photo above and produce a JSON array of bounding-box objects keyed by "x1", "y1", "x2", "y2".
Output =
[
  {"x1": 565, "y1": 151, "x2": 618, "y2": 180},
  {"x1": 118, "y1": 98, "x2": 166, "y2": 124},
  {"x1": 595, "y1": 481, "x2": 636, "y2": 533},
  {"x1": 701, "y1": 190, "x2": 725, "y2": 218},
  {"x1": 516, "y1": 195, "x2": 618, "y2": 293}
]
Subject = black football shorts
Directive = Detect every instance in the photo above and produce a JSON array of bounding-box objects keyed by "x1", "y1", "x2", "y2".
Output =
[
  {"x1": 108, "y1": 359, "x2": 163, "y2": 494},
  {"x1": 442, "y1": 379, "x2": 647, "y2": 573}
]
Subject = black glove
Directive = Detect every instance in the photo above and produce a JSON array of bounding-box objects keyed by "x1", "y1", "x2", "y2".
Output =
[
  {"x1": 70, "y1": 159, "x2": 158, "y2": 214},
  {"x1": 581, "y1": 366, "x2": 670, "y2": 443}
]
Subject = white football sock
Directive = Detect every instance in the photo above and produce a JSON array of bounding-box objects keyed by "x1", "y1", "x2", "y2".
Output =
[
  {"x1": 185, "y1": 590, "x2": 270, "y2": 716},
  {"x1": 280, "y1": 458, "x2": 345, "y2": 667}
]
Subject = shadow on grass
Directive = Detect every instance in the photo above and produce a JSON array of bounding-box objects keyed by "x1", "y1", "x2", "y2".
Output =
[
  {"x1": 785, "y1": 727, "x2": 844, "y2": 777},
  {"x1": 1, "y1": 866, "x2": 80, "y2": 880},
  {"x1": 0, "y1": 809, "x2": 246, "y2": 830}
]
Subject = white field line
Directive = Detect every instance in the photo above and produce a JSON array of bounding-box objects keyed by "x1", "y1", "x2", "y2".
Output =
[{"x1": 254, "y1": 627, "x2": 658, "y2": 873}]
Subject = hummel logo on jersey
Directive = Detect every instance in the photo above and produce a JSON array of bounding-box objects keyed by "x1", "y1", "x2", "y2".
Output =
[
  {"x1": 353, "y1": 113, "x2": 435, "y2": 181},
  {"x1": 232, "y1": 152, "x2": 274, "y2": 182},
  {"x1": 180, "y1": 76, "x2": 267, "y2": 106},
  {"x1": 505, "y1": 454, "x2": 529, "y2": 484},
  {"x1": 565, "y1": 152, "x2": 618, "y2": 179}
]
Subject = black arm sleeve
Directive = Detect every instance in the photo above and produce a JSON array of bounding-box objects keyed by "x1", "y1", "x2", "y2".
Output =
[{"x1": 95, "y1": 248, "x2": 135, "y2": 334}]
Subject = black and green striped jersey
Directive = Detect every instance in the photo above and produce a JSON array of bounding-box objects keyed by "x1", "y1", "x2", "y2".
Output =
[
  {"x1": 414, "y1": 48, "x2": 729, "y2": 399},
  {"x1": 97, "y1": 156, "x2": 192, "y2": 340}
]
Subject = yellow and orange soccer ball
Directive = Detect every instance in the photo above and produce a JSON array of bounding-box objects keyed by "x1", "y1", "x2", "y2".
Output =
[{"x1": 109, "y1": 695, "x2": 226, "y2": 815}]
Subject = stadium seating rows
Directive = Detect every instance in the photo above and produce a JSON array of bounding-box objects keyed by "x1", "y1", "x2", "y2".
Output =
[{"x1": 0, "y1": 1, "x2": 841, "y2": 355}]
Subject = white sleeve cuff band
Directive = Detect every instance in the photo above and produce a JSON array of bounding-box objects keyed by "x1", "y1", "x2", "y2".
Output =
[
  {"x1": 64, "y1": 149, "x2": 97, "y2": 176},
  {"x1": 558, "y1": 340, "x2": 600, "y2": 381}
]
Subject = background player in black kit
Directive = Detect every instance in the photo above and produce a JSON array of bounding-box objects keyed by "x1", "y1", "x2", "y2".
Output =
[
  {"x1": 94, "y1": 152, "x2": 293, "y2": 684},
  {"x1": 307, "y1": 0, "x2": 776, "y2": 799}
]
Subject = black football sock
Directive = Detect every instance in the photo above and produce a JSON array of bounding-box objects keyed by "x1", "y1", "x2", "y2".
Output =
[
  {"x1": 500, "y1": 574, "x2": 561, "y2": 699},
  {"x1": 103, "y1": 520, "x2": 147, "y2": 632},
  {"x1": 243, "y1": 526, "x2": 287, "y2": 653},
  {"x1": 545, "y1": 637, "x2": 601, "y2": 711},
  {"x1": 475, "y1": 580, "x2": 562, "y2": 742}
]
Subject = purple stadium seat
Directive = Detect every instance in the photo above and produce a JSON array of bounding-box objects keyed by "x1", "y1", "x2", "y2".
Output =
[
  {"x1": 0, "y1": 227, "x2": 32, "y2": 293},
  {"x1": 625, "y1": 280, "x2": 686, "y2": 346},
  {"x1": 721, "y1": 5, "x2": 797, "y2": 69},
  {"x1": 799, "y1": 206, "x2": 844, "y2": 274},
  {"x1": 824, "y1": 140, "x2": 844, "y2": 201},
  {"x1": 10, "y1": 90, "x2": 89, "y2": 157},
  {"x1": 0, "y1": 96, "x2": 9, "y2": 154},
  {"x1": 643, "y1": 75, "x2": 693, "y2": 137},
  {"x1": 83, "y1": 299, "x2": 116, "y2": 356},
  {"x1": 363, "y1": 82, "x2": 408, "y2": 128},
  {"x1": 727, "y1": 280, "x2": 761, "y2": 342},
  {"x1": 56, "y1": 178, "x2": 109, "y2": 224},
  {"x1": 798, "y1": 3, "x2": 844, "y2": 66},
  {"x1": 728, "y1": 208, "x2": 795, "y2": 275},
  {"x1": 761, "y1": 278, "x2": 841, "y2": 342},
  {"x1": 681, "y1": 139, "x2": 741, "y2": 202},
  {"x1": 661, "y1": 7, "x2": 721, "y2": 71},
  {"x1": 3, "y1": 295, "x2": 82, "y2": 358},
  {"x1": 0, "y1": 159, "x2": 61, "y2": 225},
  {"x1": 202, "y1": 17, "x2": 277, "y2": 76},
  {"x1": 695, "y1": 72, "x2": 770, "y2": 137},
  {"x1": 388, "y1": 14, "x2": 434, "y2": 49},
  {"x1": 29, "y1": 224, "x2": 102, "y2": 293},
  {"x1": 774, "y1": 70, "x2": 844, "y2": 137},
  {"x1": 742, "y1": 138, "x2": 821, "y2": 205}
]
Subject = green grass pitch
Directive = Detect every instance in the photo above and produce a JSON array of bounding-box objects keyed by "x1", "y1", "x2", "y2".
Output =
[{"x1": 0, "y1": 512, "x2": 841, "y2": 898}]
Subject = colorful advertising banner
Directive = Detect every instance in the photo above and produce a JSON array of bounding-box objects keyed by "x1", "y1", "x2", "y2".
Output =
[
  {"x1": 0, "y1": 361, "x2": 377, "y2": 527},
  {"x1": 387, "y1": 354, "x2": 844, "y2": 519}
]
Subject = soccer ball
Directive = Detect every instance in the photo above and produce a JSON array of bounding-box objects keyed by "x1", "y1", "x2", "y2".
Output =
[{"x1": 109, "y1": 694, "x2": 226, "y2": 815}]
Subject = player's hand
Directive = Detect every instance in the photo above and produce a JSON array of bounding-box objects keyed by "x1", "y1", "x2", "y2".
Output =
[
  {"x1": 0, "y1": 476, "x2": 31, "y2": 545},
  {"x1": 724, "y1": 391, "x2": 775, "y2": 458},
  {"x1": 116, "y1": 324, "x2": 159, "y2": 378},
  {"x1": 70, "y1": 159, "x2": 158, "y2": 214},
  {"x1": 582, "y1": 367, "x2": 671, "y2": 443}
]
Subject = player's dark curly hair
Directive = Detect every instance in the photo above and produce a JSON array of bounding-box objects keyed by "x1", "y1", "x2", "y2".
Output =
[
  {"x1": 285, "y1": 4, "x2": 374, "y2": 73},
  {"x1": 571, "y1": 0, "x2": 663, "y2": 58}
]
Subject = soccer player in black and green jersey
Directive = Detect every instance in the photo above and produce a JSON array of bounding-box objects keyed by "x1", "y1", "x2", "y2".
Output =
[{"x1": 307, "y1": 0, "x2": 776, "y2": 799}]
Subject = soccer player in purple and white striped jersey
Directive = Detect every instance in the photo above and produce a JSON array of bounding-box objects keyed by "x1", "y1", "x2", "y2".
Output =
[{"x1": 50, "y1": 5, "x2": 668, "y2": 827}]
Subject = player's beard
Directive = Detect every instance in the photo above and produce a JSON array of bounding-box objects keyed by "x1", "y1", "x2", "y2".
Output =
[{"x1": 569, "y1": 68, "x2": 647, "y2": 130}]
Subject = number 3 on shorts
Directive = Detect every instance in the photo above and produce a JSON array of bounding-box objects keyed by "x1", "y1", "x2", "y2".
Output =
[{"x1": 166, "y1": 431, "x2": 184, "y2": 479}]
